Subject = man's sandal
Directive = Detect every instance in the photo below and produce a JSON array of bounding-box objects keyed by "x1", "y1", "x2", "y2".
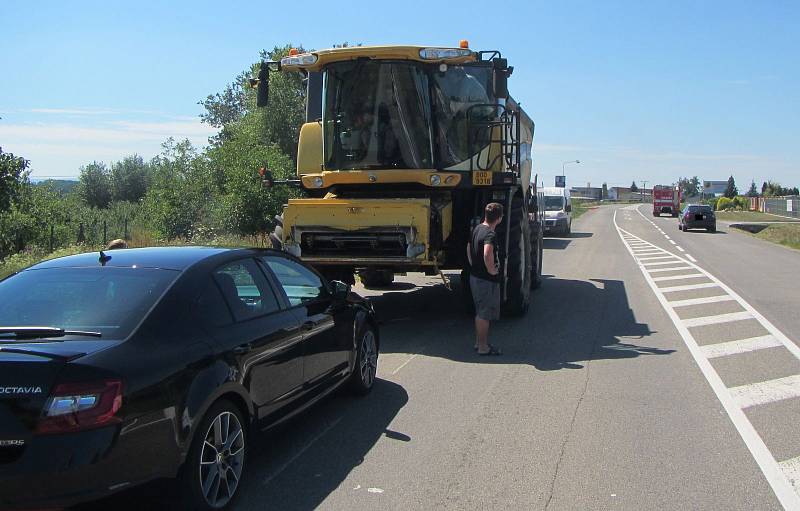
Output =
[{"x1": 478, "y1": 345, "x2": 502, "y2": 356}]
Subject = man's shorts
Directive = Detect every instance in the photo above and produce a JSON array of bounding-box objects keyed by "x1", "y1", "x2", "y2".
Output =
[{"x1": 470, "y1": 275, "x2": 501, "y2": 321}]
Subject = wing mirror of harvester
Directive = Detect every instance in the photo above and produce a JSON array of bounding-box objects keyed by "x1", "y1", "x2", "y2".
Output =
[
  {"x1": 257, "y1": 162, "x2": 301, "y2": 189},
  {"x1": 248, "y1": 60, "x2": 281, "y2": 107}
]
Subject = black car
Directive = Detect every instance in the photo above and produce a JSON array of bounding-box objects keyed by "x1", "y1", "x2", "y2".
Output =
[
  {"x1": 0, "y1": 247, "x2": 379, "y2": 510},
  {"x1": 679, "y1": 204, "x2": 716, "y2": 232}
]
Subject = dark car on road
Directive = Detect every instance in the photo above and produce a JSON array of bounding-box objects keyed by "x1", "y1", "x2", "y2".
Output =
[
  {"x1": 679, "y1": 204, "x2": 716, "y2": 232},
  {"x1": 0, "y1": 247, "x2": 379, "y2": 510}
]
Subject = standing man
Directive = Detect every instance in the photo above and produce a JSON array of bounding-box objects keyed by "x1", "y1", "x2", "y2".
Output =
[{"x1": 467, "y1": 202, "x2": 504, "y2": 356}]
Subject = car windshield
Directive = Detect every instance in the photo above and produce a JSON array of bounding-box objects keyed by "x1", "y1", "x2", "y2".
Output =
[
  {"x1": 0, "y1": 267, "x2": 179, "y2": 339},
  {"x1": 323, "y1": 61, "x2": 494, "y2": 170},
  {"x1": 545, "y1": 196, "x2": 565, "y2": 211}
]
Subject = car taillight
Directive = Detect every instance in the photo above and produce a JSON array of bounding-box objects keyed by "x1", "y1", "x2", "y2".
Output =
[{"x1": 35, "y1": 380, "x2": 123, "y2": 435}]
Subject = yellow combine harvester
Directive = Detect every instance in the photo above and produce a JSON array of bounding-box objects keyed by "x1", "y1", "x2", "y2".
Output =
[{"x1": 253, "y1": 42, "x2": 544, "y2": 315}]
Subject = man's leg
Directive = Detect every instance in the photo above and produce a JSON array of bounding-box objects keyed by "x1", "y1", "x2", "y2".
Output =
[{"x1": 475, "y1": 316, "x2": 490, "y2": 353}]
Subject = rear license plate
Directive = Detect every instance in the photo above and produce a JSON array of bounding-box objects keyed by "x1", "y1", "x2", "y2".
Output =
[{"x1": 472, "y1": 171, "x2": 492, "y2": 186}]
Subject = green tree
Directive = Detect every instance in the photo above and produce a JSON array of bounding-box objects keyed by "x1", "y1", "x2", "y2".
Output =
[
  {"x1": 678, "y1": 176, "x2": 701, "y2": 197},
  {"x1": 630, "y1": 181, "x2": 639, "y2": 192},
  {"x1": 78, "y1": 162, "x2": 112, "y2": 208},
  {"x1": 601, "y1": 182, "x2": 608, "y2": 200},
  {"x1": 724, "y1": 175, "x2": 738, "y2": 199},
  {"x1": 200, "y1": 45, "x2": 308, "y2": 162},
  {"x1": 0, "y1": 147, "x2": 30, "y2": 213},
  {"x1": 746, "y1": 180, "x2": 759, "y2": 197},
  {"x1": 142, "y1": 138, "x2": 212, "y2": 240},
  {"x1": 110, "y1": 154, "x2": 150, "y2": 203}
]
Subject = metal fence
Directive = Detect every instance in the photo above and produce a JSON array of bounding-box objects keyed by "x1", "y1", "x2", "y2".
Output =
[{"x1": 759, "y1": 196, "x2": 799, "y2": 219}]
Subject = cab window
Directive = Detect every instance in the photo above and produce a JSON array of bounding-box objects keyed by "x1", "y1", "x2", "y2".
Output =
[{"x1": 262, "y1": 256, "x2": 327, "y2": 307}]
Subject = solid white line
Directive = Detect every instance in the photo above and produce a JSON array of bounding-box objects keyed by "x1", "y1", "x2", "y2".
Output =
[
  {"x1": 646, "y1": 266, "x2": 695, "y2": 273},
  {"x1": 660, "y1": 282, "x2": 720, "y2": 292},
  {"x1": 392, "y1": 353, "x2": 420, "y2": 375},
  {"x1": 652, "y1": 273, "x2": 706, "y2": 282},
  {"x1": 686, "y1": 254, "x2": 698, "y2": 262},
  {"x1": 668, "y1": 294, "x2": 736, "y2": 307},
  {"x1": 262, "y1": 416, "x2": 343, "y2": 484},
  {"x1": 676, "y1": 246, "x2": 686, "y2": 252},
  {"x1": 780, "y1": 457, "x2": 800, "y2": 495},
  {"x1": 683, "y1": 311, "x2": 754, "y2": 328},
  {"x1": 614, "y1": 209, "x2": 800, "y2": 509},
  {"x1": 701, "y1": 335, "x2": 783, "y2": 359},
  {"x1": 729, "y1": 375, "x2": 800, "y2": 409}
]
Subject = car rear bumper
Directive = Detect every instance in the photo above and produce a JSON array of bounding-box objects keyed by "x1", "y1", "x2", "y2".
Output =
[
  {"x1": 0, "y1": 420, "x2": 180, "y2": 508},
  {"x1": 684, "y1": 220, "x2": 715, "y2": 229}
]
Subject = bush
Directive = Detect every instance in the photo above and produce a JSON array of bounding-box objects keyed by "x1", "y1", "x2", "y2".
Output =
[
  {"x1": 734, "y1": 196, "x2": 749, "y2": 210},
  {"x1": 716, "y1": 197, "x2": 733, "y2": 211},
  {"x1": 704, "y1": 197, "x2": 719, "y2": 210}
]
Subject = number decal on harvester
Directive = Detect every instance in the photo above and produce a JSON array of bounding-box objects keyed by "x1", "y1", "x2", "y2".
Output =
[{"x1": 472, "y1": 171, "x2": 492, "y2": 186}]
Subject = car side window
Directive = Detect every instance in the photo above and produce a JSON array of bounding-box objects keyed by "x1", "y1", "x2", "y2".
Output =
[
  {"x1": 213, "y1": 259, "x2": 280, "y2": 321},
  {"x1": 196, "y1": 279, "x2": 233, "y2": 327},
  {"x1": 261, "y1": 256, "x2": 327, "y2": 307}
]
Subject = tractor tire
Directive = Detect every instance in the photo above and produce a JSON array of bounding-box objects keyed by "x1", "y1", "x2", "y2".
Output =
[
  {"x1": 502, "y1": 195, "x2": 532, "y2": 316},
  {"x1": 530, "y1": 224, "x2": 543, "y2": 290},
  {"x1": 359, "y1": 269, "x2": 394, "y2": 289}
]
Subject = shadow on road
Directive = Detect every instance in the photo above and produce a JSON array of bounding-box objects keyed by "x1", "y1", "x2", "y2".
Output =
[
  {"x1": 543, "y1": 239, "x2": 572, "y2": 250},
  {"x1": 369, "y1": 273, "x2": 674, "y2": 372},
  {"x1": 73, "y1": 380, "x2": 409, "y2": 511}
]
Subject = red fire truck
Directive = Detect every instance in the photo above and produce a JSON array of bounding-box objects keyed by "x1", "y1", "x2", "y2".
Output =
[{"x1": 653, "y1": 185, "x2": 681, "y2": 216}]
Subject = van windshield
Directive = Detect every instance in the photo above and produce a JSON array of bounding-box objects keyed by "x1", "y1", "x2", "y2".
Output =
[{"x1": 545, "y1": 196, "x2": 565, "y2": 211}]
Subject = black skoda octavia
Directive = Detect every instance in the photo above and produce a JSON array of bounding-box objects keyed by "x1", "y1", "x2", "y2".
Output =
[{"x1": 0, "y1": 247, "x2": 379, "y2": 510}]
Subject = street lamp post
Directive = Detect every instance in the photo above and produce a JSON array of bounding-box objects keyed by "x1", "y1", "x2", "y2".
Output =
[{"x1": 559, "y1": 160, "x2": 580, "y2": 188}]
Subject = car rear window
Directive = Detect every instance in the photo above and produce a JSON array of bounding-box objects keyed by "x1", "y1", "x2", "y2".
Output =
[
  {"x1": 687, "y1": 205, "x2": 713, "y2": 213},
  {"x1": 0, "y1": 267, "x2": 179, "y2": 339}
]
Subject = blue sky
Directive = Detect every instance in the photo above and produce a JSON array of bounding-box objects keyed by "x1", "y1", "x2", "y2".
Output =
[{"x1": 2, "y1": 0, "x2": 798, "y2": 190}]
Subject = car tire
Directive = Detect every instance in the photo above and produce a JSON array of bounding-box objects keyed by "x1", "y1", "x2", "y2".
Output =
[
  {"x1": 359, "y1": 269, "x2": 394, "y2": 288},
  {"x1": 179, "y1": 400, "x2": 247, "y2": 511},
  {"x1": 349, "y1": 323, "x2": 378, "y2": 395}
]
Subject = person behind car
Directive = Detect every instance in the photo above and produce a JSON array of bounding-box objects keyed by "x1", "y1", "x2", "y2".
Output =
[{"x1": 466, "y1": 202, "x2": 504, "y2": 356}]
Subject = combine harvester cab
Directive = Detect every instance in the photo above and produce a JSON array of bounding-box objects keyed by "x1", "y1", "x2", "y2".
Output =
[{"x1": 253, "y1": 43, "x2": 543, "y2": 315}]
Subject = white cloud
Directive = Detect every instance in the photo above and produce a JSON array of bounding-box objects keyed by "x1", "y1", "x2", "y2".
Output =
[{"x1": 0, "y1": 117, "x2": 218, "y2": 177}]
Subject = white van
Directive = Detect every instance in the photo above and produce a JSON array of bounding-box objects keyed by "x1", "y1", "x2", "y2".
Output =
[{"x1": 542, "y1": 187, "x2": 572, "y2": 235}]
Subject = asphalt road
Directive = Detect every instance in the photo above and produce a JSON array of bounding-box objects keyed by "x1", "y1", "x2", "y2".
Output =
[{"x1": 77, "y1": 204, "x2": 800, "y2": 510}]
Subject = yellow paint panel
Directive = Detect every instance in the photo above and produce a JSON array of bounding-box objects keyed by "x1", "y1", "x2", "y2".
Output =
[
  {"x1": 299, "y1": 170, "x2": 461, "y2": 188},
  {"x1": 297, "y1": 122, "x2": 323, "y2": 174},
  {"x1": 282, "y1": 46, "x2": 478, "y2": 72}
]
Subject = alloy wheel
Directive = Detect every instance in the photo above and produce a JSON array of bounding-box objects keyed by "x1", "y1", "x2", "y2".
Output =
[{"x1": 199, "y1": 411, "x2": 245, "y2": 508}]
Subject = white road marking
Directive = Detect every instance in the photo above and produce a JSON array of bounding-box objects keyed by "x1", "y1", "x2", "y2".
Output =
[
  {"x1": 646, "y1": 265, "x2": 695, "y2": 273},
  {"x1": 683, "y1": 311, "x2": 754, "y2": 328},
  {"x1": 676, "y1": 246, "x2": 685, "y2": 252},
  {"x1": 660, "y1": 282, "x2": 720, "y2": 292},
  {"x1": 664, "y1": 235, "x2": 671, "y2": 240},
  {"x1": 643, "y1": 259, "x2": 688, "y2": 267},
  {"x1": 262, "y1": 416, "x2": 343, "y2": 484},
  {"x1": 669, "y1": 240, "x2": 677, "y2": 245},
  {"x1": 615, "y1": 208, "x2": 800, "y2": 508},
  {"x1": 392, "y1": 353, "x2": 421, "y2": 375},
  {"x1": 686, "y1": 254, "x2": 698, "y2": 262},
  {"x1": 637, "y1": 255, "x2": 677, "y2": 261},
  {"x1": 729, "y1": 375, "x2": 800, "y2": 409},
  {"x1": 780, "y1": 457, "x2": 800, "y2": 494},
  {"x1": 668, "y1": 294, "x2": 735, "y2": 307},
  {"x1": 652, "y1": 273, "x2": 707, "y2": 282},
  {"x1": 701, "y1": 335, "x2": 783, "y2": 359}
]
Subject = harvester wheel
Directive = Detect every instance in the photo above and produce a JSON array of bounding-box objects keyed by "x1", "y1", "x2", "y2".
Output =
[
  {"x1": 530, "y1": 224, "x2": 543, "y2": 290},
  {"x1": 359, "y1": 269, "x2": 394, "y2": 289},
  {"x1": 502, "y1": 195, "x2": 532, "y2": 316}
]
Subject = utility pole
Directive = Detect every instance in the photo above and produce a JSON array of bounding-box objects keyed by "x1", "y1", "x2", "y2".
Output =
[{"x1": 641, "y1": 180, "x2": 648, "y2": 202}]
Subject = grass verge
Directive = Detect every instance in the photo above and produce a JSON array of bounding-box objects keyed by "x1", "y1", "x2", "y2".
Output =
[
  {"x1": 716, "y1": 211, "x2": 800, "y2": 223},
  {"x1": 751, "y1": 223, "x2": 800, "y2": 251}
]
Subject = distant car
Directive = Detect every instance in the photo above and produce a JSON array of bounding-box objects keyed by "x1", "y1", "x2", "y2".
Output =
[
  {"x1": 542, "y1": 186, "x2": 572, "y2": 235},
  {"x1": 679, "y1": 204, "x2": 716, "y2": 232},
  {"x1": 0, "y1": 247, "x2": 379, "y2": 510}
]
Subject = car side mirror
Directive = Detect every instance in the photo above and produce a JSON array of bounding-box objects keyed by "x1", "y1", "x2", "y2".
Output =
[
  {"x1": 331, "y1": 280, "x2": 350, "y2": 301},
  {"x1": 565, "y1": 204, "x2": 572, "y2": 213}
]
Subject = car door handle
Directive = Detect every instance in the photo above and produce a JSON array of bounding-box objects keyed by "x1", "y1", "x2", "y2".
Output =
[{"x1": 233, "y1": 343, "x2": 253, "y2": 354}]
